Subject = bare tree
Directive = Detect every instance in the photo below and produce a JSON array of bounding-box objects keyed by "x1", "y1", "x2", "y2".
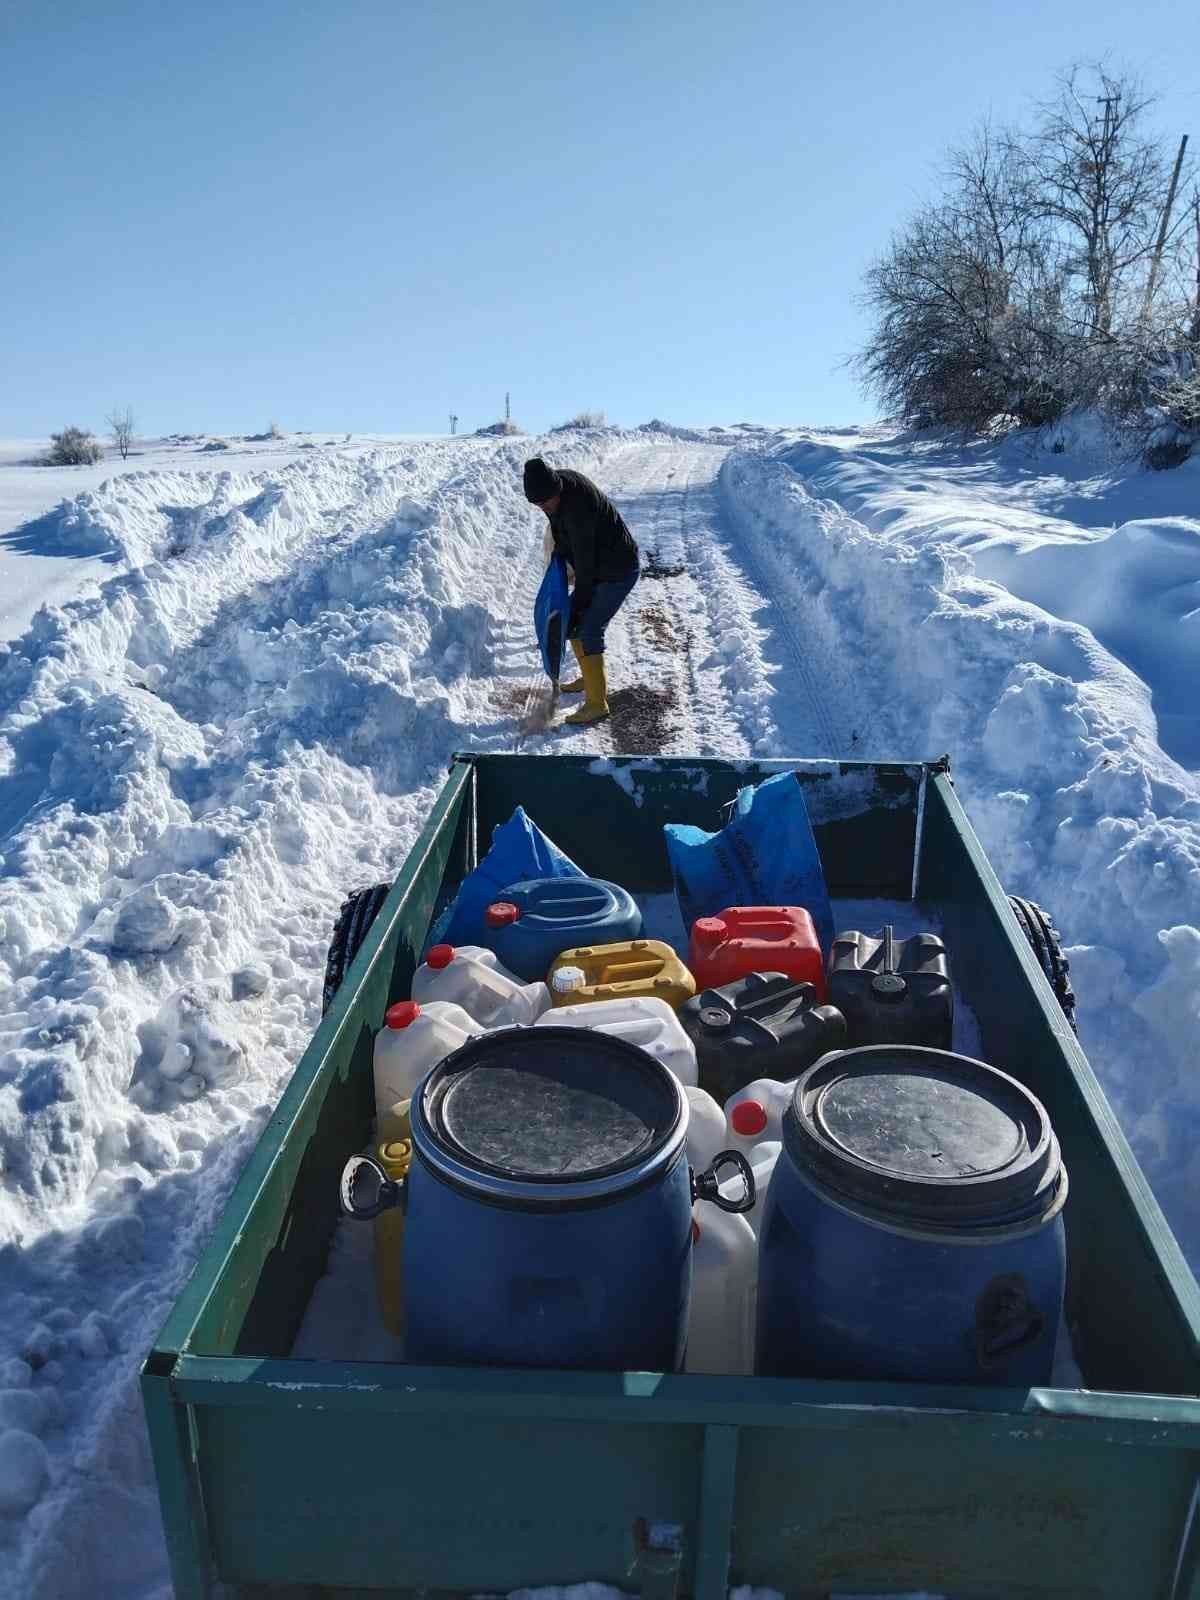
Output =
[
  {"x1": 106, "y1": 406, "x2": 135, "y2": 461},
  {"x1": 1027, "y1": 66, "x2": 1184, "y2": 338}
]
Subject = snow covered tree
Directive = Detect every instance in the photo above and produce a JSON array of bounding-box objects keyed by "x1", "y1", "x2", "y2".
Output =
[
  {"x1": 45, "y1": 426, "x2": 102, "y2": 465},
  {"x1": 857, "y1": 127, "x2": 1071, "y2": 429},
  {"x1": 857, "y1": 64, "x2": 1196, "y2": 447}
]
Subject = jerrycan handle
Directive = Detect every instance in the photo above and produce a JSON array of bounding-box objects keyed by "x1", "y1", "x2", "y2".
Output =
[
  {"x1": 340, "y1": 1155, "x2": 407, "y2": 1222},
  {"x1": 692, "y1": 1150, "x2": 756, "y2": 1214}
]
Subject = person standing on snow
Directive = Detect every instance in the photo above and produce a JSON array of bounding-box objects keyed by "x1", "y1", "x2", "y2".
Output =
[{"x1": 523, "y1": 456, "x2": 639, "y2": 726}]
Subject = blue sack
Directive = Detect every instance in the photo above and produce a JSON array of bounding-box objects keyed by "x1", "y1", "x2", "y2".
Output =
[
  {"x1": 664, "y1": 772, "x2": 834, "y2": 954},
  {"x1": 534, "y1": 553, "x2": 570, "y2": 681},
  {"x1": 426, "y1": 806, "x2": 584, "y2": 952}
]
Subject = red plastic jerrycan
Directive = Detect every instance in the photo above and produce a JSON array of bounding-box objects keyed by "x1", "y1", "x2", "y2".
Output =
[{"x1": 688, "y1": 907, "x2": 826, "y2": 999}]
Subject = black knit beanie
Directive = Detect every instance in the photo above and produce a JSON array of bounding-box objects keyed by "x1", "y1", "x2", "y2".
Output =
[{"x1": 523, "y1": 457, "x2": 560, "y2": 503}]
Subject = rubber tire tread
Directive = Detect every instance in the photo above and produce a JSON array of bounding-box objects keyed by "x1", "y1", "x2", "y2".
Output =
[
  {"x1": 322, "y1": 882, "x2": 392, "y2": 1016},
  {"x1": 1008, "y1": 895, "x2": 1078, "y2": 1034}
]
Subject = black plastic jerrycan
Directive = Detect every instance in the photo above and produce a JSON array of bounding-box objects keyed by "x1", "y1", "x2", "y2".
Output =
[
  {"x1": 828, "y1": 924, "x2": 953, "y2": 1049},
  {"x1": 677, "y1": 972, "x2": 847, "y2": 1102}
]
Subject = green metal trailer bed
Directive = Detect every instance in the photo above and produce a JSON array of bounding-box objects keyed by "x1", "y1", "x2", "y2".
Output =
[{"x1": 142, "y1": 754, "x2": 1200, "y2": 1600}]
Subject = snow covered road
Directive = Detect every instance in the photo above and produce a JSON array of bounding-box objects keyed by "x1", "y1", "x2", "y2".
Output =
[{"x1": 0, "y1": 422, "x2": 1197, "y2": 1595}]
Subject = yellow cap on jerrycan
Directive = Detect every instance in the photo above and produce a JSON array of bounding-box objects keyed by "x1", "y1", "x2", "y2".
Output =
[
  {"x1": 374, "y1": 1137, "x2": 412, "y2": 1339},
  {"x1": 548, "y1": 939, "x2": 696, "y2": 1010}
]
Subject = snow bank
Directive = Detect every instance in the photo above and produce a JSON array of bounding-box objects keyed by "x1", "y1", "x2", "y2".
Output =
[
  {"x1": 779, "y1": 429, "x2": 1200, "y2": 772},
  {"x1": 720, "y1": 438, "x2": 1200, "y2": 1270},
  {"x1": 0, "y1": 426, "x2": 630, "y2": 1595}
]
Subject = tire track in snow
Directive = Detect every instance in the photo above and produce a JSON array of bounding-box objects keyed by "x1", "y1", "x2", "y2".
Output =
[{"x1": 713, "y1": 464, "x2": 845, "y2": 758}]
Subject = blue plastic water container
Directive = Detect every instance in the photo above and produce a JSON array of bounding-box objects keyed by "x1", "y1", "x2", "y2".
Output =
[
  {"x1": 384, "y1": 1029, "x2": 749, "y2": 1371},
  {"x1": 482, "y1": 876, "x2": 643, "y2": 981},
  {"x1": 756, "y1": 1046, "x2": 1068, "y2": 1385}
]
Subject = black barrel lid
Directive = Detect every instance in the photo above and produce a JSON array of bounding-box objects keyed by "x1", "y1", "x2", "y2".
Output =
[
  {"x1": 784, "y1": 1046, "x2": 1063, "y2": 1227},
  {"x1": 415, "y1": 1027, "x2": 686, "y2": 1200}
]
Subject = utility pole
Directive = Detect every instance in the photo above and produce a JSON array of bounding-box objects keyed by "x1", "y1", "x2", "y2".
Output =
[
  {"x1": 1096, "y1": 93, "x2": 1120, "y2": 149},
  {"x1": 1192, "y1": 189, "x2": 1200, "y2": 345},
  {"x1": 1143, "y1": 133, "x2": 1190, "y2": 325},
  {"x1": 449, "y1": 413, "x2": 458, "y2": 435},
  {"x1": 505, "y1": 392, "x2": 511, "y2": 424},
  {"x1": 1089, "y1": 92, "x2": 1121, "y2": 335}
]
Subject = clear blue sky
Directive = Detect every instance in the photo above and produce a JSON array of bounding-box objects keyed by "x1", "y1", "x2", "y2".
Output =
[{"x1": 4, "y1": 0, "x2": 1198, "y2": 437}]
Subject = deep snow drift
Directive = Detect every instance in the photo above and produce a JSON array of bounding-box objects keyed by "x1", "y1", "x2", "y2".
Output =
[{"x1": 0, "y1": 419, "x2": 1196, "y2": 1596}]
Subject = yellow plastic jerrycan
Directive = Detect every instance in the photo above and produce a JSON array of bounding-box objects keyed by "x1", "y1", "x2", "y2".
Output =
[
  {"x1": 374, "y1": 1135, "x2": 412, "y2": 1339},
  {"x1": 548, "y1": 939, "x2": 696, "y2": 1009}
]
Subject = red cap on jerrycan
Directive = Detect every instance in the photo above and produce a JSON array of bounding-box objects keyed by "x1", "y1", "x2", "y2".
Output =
[
  {"x1": 692, "y1": 917, "x2": 727, "y2": 954},
  {"x1": 385, "y1": 1002, "x2": 422, "y2": 1029},
  {"x1": 425, "y1": 945, "x2": 455, "y2": 970},
  {"x1": 730, "y1": 1100, "x2": 768, "y2": 1138},
  {"x1": 485, "y1": 902, "x2": 520, "y2": 928}
]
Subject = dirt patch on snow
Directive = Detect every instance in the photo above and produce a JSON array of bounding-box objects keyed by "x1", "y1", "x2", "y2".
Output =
[
  {"x1": 640, "y1": 557, "x2": 686, "y2": 580},
  {"x1": 490, "y1": 680, "x2": 561, "y2": 733},
  {"x1": 608, "y1": 683, "x2": 677, "y2": 753},
  {"x1": 639, "y1": 602, "x2": 684, "y2": 653}
]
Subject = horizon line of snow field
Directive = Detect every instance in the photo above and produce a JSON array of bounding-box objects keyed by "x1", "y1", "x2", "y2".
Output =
[{"x1": 0, "y1": 418, "x2": 1196, "y2": 1595}]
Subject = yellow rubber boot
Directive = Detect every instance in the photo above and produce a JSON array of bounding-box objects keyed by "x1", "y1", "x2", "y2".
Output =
[
  {"x1": 565, "y1": 652, "x2": 610, "y2": 725},
  {"x1": 560, "y1": 636, "x2": 586, "y2": 694}
]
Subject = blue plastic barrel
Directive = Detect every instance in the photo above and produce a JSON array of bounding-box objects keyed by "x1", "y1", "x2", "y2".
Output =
[
  {"x1": 756, "y1": 1046, "x2": 1068, "y2": 1385},
  {"x1": 398, "y1": 1029, "x2": 730, "y2": 1371},
  {"x1": 482, "y1": 876, "x2": 643, "y2": 981}
]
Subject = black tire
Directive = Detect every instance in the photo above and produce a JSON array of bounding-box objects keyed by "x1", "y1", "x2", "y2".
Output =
[
  {"x1": 322, "y1": 883, "x2": 392, "y2": 1015},
  {"x1": 1008, "y1": 896, "x2": 1078, "y2": 1034}
]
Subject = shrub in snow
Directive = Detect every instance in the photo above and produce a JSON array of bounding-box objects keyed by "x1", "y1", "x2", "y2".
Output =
[
  {"x1": 553, "y1": 409, "x2": 607, "y2": 430},
  {"x1": 0, "y1": 1430, "x2": 50, "y2": 1515},
  {"x1": 201, "y1": 439, "x2": 230, "y2": 452},
  {"x1": 474, "y1": 419, "x2": 525, "y2": 436},
  {"x1": 44, "y1": 425, "x2": 102, "y2": 466}
]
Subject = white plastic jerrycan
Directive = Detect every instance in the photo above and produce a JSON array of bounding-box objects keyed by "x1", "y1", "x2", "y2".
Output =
[
  {"x1": 684, "y1": 1085, "x2": 728, "y2": 1171},
  {"x1": 535, "y1": 994, "x2": 698, "y2": 1086},
  {"x1": 685, "y1": 1205, "x2": 757, "y2": 1375},
  {"x1": 412, "y1": 943, "x2": 550, "y2": 1029},
  {"x1": 373, "y1": 1000, "x2": 481, "y2": 1118},
  {"x1": 723, "y1": 1077, "x2": 798, "y2": 1153},
  {"x1": 723, "y1": 1140, "x2": 782, "y2": 1236}
]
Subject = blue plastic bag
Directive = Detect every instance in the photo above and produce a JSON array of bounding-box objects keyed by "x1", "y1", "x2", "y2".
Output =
[
  {"x1": 425, "y1": 805, "x2": 584, "y2": 953},
  {"x1": 664, "y1": 772, "x2": 834, "y2": 954},
  {"x1": 534, "y1": 553, "x2": 570, "y2": 681}
]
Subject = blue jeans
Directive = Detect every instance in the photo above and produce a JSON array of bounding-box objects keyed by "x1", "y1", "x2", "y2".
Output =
[{"x1": 571, "y1": 567, "x2": 639, "y2": 655}]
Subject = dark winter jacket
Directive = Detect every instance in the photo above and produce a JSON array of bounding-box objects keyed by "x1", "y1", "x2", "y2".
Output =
[{"x1": 547, "y1": 470, "x2": 639, "y2": 605}]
